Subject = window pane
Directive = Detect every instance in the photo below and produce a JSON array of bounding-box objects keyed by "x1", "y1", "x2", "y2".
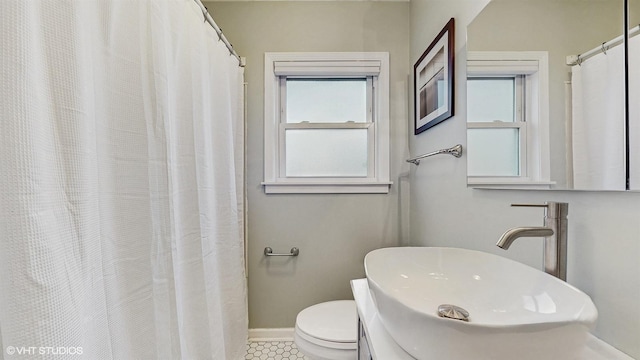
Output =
[
  {"x1": 467, "y1": 128, "x2": 520, "y2": 176},
  {"x1": 467, "y1": 78, "x2": 515, "y2": 123},
  {"x1": 286, "y1": 79, "x2": 367, "y2": 123},
  {"x1": 285, "y1": 129, "x2": 368, "y2": 177}
]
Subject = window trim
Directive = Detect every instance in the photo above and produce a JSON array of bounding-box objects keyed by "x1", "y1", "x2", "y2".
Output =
[
  {"x1": 263, "y1": 52, "x2": 391, "y2": 194},
  {"x1": 466, "y1": 51, "x2": 553, "y2": 189}
]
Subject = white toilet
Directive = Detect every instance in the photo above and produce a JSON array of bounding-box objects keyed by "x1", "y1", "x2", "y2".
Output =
[{"x1": 294, "y1": 300, "x2": 358, "y2": 360}]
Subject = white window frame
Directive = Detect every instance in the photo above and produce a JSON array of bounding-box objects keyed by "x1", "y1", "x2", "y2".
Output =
[
  {"x1": 263, "y1": 52, "x2": 391, "y2": 194},
  {"x1": 467, "y1": 51, "x2": 553, "y2": 189}
]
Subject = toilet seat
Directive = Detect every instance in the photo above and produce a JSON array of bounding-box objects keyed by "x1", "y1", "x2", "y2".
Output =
[
  {"x1": 294, "y1": 300, "x2": 357, "y2": 360},
  {"x1": 296, "y1": 324, "x2": 357, "y2": 350}
]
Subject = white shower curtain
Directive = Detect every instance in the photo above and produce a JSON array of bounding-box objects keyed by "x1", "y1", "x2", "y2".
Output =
[
  {"x1": 571, "y1": 43, "x2": 626, "y2": 191},
  {"x1": 629, "y1": 34, "x2": 640, "y2": 190},
  {"x1": 0, "y1": 0, "x2": 247, "y2": 359}
]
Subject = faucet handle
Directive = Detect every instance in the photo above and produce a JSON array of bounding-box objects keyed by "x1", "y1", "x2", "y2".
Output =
[
  {"x1": 511, "y1": 204, "x2": 548, "y2": 208},
  {"x1": 510, "y1": 202, "x2": 568, "y2": 218}
]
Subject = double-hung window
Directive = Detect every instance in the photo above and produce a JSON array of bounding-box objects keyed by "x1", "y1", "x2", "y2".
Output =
[
  {"x1": 467, "y1": 75, "x2": 526, "y2": 176},
  {"x1": 263, "y1": 53, "x2": 390, "y2": 194},
  {"x1": 466, "y1": 51, "x2": 552, "y2": 188}
]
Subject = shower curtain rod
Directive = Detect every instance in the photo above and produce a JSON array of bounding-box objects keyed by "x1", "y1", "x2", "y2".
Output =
[
  {"x1": 567, "y1": 24, "x2": 639, "y2": 66},
  {"x1": 194, "y1": 0, "x2": 244, "y2": 67}
]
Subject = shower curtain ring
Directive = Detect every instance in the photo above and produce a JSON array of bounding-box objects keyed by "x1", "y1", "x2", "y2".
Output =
[
  {"x1": 576, "y1": 55, "x2": 582, "y2": 66},
  {"x1": 601, "y1": 42, "x2": 608, "y2": 55}
]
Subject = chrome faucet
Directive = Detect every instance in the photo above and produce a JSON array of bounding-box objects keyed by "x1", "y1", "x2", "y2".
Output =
[{"x1": 496, "y1": 202, "x2": 569, "y2": 281}]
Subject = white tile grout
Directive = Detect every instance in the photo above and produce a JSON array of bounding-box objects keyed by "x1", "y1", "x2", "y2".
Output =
[{"x1": 245, "y1": 340, "x2": 308, "y2": 360}]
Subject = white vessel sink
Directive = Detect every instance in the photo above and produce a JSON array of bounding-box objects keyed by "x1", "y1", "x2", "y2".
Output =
[{"x1": 364, "y1": 247, "x2": 598, "y2": 360}]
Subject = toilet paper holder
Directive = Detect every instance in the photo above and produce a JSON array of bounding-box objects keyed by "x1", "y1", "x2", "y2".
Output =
[{"x1": 264, "y1": 247, "x2": 300, "y2": 257}]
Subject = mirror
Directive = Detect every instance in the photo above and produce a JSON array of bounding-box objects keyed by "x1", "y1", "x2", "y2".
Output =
[{"x1": 466, "y1": 0, "x2": 631, "y2": 191}]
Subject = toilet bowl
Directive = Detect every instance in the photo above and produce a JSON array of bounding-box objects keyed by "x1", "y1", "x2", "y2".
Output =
[{"x1": 294, "y1": 300, "x2": 357, "y2": 360}]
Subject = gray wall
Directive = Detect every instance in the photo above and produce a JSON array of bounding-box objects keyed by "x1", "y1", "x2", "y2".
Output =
[
  {"x1": 409, "y1": 0, "x2": 640, "y2": 358},
  {"x1": 205, "y1": 1, "x2": 410, "y2": 329},
  {"x1": 633, "y1": 0, "x2": 640, "y2": 26}
]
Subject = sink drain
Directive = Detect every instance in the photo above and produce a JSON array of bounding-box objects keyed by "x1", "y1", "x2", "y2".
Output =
[{"x1": 437, "y1": 304, "x2": 470, "y2": 322}]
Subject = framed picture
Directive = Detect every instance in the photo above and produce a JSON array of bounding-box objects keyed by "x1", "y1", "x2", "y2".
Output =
[{"x1": 414, "y1": 18, "x2": 455, "y2": 135}]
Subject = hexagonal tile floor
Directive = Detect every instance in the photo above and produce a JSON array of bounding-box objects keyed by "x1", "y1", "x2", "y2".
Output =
[{"x1": 245, "y1": 341, "x2": 308, "y2": 360}]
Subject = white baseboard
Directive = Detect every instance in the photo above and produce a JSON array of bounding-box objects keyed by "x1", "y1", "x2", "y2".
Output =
[
  {"x1": 585, "y1": 335, "x2": 635, "y2": 360},
  {"x1": 249, "y1": 328, "x2": 295, "y2": 341}
]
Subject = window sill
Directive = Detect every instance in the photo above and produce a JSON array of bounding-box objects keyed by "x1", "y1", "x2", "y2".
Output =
[
  {"x1": 262, "y1": 181, "x2": 392, "y2": 194},
  {"x1": 468, "y1": 178, "x2": 555, "y2": 190}
]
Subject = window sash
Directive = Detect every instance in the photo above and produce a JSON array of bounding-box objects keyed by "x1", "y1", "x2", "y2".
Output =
[
  {"x1": 278, "y1": 76, "x2": 376, "y2": 179},
  {"x1": 467, "y1": 75, "x2": 525, "y2": 123},
  {"x1": 279, "y1": 77, "x2": 373, "y2": 124},
  {"x1": 467, "y1": 74, "x2": 527, "y2": 178},
  {"x1": 467, "y1": 122, "x2": 527, "y2": 177},
  {"x1": 278, "y1": 123, "x2": 376, "y2": 178}
]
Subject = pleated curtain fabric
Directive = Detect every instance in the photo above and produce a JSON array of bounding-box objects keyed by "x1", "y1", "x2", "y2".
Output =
[
  {"x1": 0, "y1": 1, "x2": 247, "y2": 359},
  {"x1": 571, "y1": 43, "x2": 626, "y2": 191},
  {"x1": 629, "y1": 34, "x2": 640, "y2": 190}
]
